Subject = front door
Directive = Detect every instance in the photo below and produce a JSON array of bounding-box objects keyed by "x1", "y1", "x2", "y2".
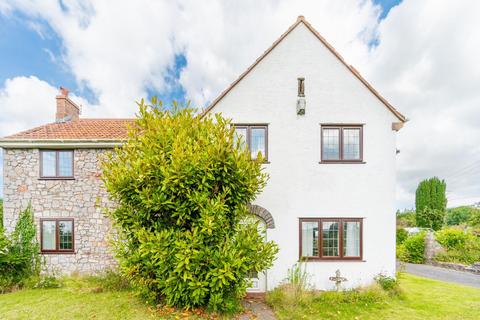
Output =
[{"x1": 246, "y1": 218, "x2": 267, "y2": 293}]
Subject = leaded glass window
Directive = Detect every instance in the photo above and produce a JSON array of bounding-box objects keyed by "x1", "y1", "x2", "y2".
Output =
[
  {"x1": 321, "y1": 125, "x2": 363, "y2": 162},
  {"x1": 299, "y1": 218, "x2": 362, "y2": 260}
]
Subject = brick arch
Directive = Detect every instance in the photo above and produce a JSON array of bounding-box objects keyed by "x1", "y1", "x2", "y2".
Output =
[{"x1": 247, "y1": 204, "x2": 275, "y2": 229}]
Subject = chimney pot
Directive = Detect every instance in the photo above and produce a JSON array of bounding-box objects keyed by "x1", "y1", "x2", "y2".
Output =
[{"x1": 59, "y1": 86, "x2": 69, "y2": 97}]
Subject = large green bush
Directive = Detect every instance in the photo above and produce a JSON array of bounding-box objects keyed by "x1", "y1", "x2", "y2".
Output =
[
  {"x1": 396, "y1": 228, "x2": 408, "y2": 245},
  {"x1": 434, "y1": 227, "x2": 480, "y2": 265},
  {"x1": 397, "y1": 232, "x2": 426, "y2": 264},
  {"x1": 102, "y1": 100, "x2": 278, "y2": 312},
  {"x1": 435, "y1": 228, "x2": 469, "y2": 250},
  {"x1": 0, "y1": 205, "x2": 41, "y2": 293},
  {"x1": 469, "y1": 210, "x2": 480, "y2": 227},
  {"x1": 445, "y1": 206, "x2": 477, "y2": 226},
  {"x1": 415, "y1": 177, "x2": 446, "y2": 230}
]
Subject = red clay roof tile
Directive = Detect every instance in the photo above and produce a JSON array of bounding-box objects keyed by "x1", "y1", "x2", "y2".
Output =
[{"x1": 2, "y1": 119, "x2": 135, "y2": 140}]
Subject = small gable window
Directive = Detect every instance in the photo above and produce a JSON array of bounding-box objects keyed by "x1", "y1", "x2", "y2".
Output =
[
  {"x1": 233, "y1": 125, "x2": 268, "y2": 161},
  {"x1": 41, "y1": 218, "x2": 74, "y2": 253},
  {"x1": 321, "y1": 125, "x2": 363, "y2": 163},
  {"x1": 40, "y1": 150, "x2": 74, "y2": 179}
]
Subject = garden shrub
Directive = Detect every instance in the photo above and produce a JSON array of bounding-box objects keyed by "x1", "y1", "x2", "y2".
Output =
[
  {"x1": 374, "y1": 274, "x2": 402, "y2": 296},
  {"x1": 102, "y1": 100, "x2": 278, "y2": 312},
  {"x1": 0, "y1": 205, "x2": 41, "y2": 293},
  {"x1": 445, "y1": 206, "x2": 477, "y2": 226},
  {"x1": 435, "y1": 228, "x2": 468, "y2": 250},
  {"x1": 396, "y1": 228, "x2": 408, "y2": 245},
  {"x1": 397, "y1": 232, "x2": 426, "y2": 264},
  {"x1": 434, "y1": 228, "x2": 480, "y2": 265},
  {"x1": 469, "y1": 210, "x2": 480, "y2": 227}
]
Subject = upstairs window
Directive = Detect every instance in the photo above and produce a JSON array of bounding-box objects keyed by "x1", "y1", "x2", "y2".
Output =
[
  {"x1": 300, "y1": 218, "x2": 362, "y2": 260},
  {"x1": 40, "y1": 150, "x2": 74, "y2": 178},
  {"x1": 234, "y1": 125, "x2": 268, "y2": 161},
  {"x1": 321, "y1": 125, "x2": 363, "y2": 162},
  {"x1": 41, "y1": 219, "x2": 74, "y2": 253}
]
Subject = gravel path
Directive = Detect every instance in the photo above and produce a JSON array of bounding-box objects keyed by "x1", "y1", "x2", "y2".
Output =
[{"x1": 400, "y1": 262, "x2": 480, "y2": 288}]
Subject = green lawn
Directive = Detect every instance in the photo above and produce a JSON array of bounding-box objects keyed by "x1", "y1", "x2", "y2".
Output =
[
  {"x1": 0, "y1": 278, "x2": 206, "y2": 320},
  {"x1": 1, "y1": 273, "x2": 480, "y2": 319},
  {"x1": 268, "y1": 273, "x2": 480, "y2": 320}
]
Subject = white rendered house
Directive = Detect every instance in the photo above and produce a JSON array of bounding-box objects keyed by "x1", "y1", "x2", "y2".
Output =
[
  {"x1": 0, "y1": 16, "x2": 405, "y2": 291},
  {"x1": 203, "y1": 16, "x2": 406, "y2": 292}
]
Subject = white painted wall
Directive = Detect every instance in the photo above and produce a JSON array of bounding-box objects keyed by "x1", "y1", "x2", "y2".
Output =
[{"x1": 209, "y1": 22, "x2": 400, "y2": 291}]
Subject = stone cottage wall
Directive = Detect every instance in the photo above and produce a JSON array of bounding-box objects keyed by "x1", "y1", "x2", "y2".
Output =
[{"x1": 2, "y1": 148, "x2": 117, "y2": 274}]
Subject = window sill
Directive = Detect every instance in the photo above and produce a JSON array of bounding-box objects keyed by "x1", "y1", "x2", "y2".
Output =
[
  {"x1": 319, "y1": 161, "x2": 366, "y2": 164},
  {"x1": 299, "y1": 258, "x2": 365, "y2": 262},
  {"x1": 41, "y1": 251, "x2": 75, "y2": 255},
  {"x1": 38, "y1": 177, "x2": 75, "y2": 181}
]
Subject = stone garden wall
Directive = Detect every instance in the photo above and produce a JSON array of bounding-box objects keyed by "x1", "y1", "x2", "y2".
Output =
[{"x1": 2, "y1": 148, "x2": 117, "y2": 274}]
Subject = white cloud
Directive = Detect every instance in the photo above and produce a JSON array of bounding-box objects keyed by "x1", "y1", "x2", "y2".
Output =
[
  {"x1": 364, "y1": 0, "x2": 480, "y2": 208},
  {"x1": 0, "y1": 76, "x2": 95, "y2": 137},
  {"x1": 1, "y1": 0, "x2": 480, "y2": 209}
]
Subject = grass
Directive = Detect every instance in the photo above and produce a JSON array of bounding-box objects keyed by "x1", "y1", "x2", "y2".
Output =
[
  {"x1": 0, "y1": 276, "x2": 209, "y2": 320},
  {"x1": 2, "y1": 273, "x2": 480, "y2": 319},
  {"x1": 267, "y1": 273, "x2": 480, "y2": 320}
]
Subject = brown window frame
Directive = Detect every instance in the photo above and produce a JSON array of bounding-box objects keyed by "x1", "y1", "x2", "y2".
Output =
[
  {"x1": 40, "y1": 218, "x2": 75, "y2": 254},
  {"x1": 233, "y1": 124, "x2": 269, "y2": 162},
  {"x1": 320, "y1": 125, "x2": 364, "y2": 163},
  {"x1": 299, "y1": 217, "x2": 363, "y2": 261},
  {"x1": 39, "y1": 150, "x2": 75, "y2": 179}
]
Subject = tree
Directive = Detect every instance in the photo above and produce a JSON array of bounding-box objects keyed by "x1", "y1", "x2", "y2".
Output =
[
  {"x1": 102, "y1": 99, "x2": 278, "y2": 312},
  {"x1": 445, "y1": 206, "x2": 478, "y2": 226},
  {"x1": 416, "y1": 207, "x2": 444, "y2": 230},
  {"x1": 415, "y1": 177, "x2": 447, "y2": 230}
]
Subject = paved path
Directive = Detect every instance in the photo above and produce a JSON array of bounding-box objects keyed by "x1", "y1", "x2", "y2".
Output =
[
  {"x1": 238, "y1": 299, "x2": 276, "y2": 320},
  {"x1": 400, "y1": 262, "x2": 480, "y2": 288}
]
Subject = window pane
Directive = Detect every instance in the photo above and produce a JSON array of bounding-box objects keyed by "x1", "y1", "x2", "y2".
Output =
[
  {"x1": 42, "y1": 151, "x2": 56, "y2": 177},
  {"x1": 301, "y1": 221, "x2": 318, "y2": 257},
  {"x1": 250, "y1": 128, "x2": 266, "y2": 159},
  {"x1": 58, "y1": 151, "x2": 73, "y2": 177},
  {"x1": 322, "y1": 129, "x2": 340, "y2": 160},
  {"x1": 59, "y1": 221, "x2": 73, "y2": 250},
  {"x1": 343, "y1": 221, "x2": 361, "y2": 257},
  {"x1": 234, "y1": 127, "x2": 248, "y2": 150},
  {"x1": 343, "y1": 129, "x2": 360, "y2": 160},
  {"x1": 42, "y1": 221, "x2": 56, "y2": 250},
  {"x1": 322, "y1": 221, "x2": 339, "y2": 257}
]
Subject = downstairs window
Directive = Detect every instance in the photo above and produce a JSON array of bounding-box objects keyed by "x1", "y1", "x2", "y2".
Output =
[
  {"x1": 41, "y1": 219, "x2": 74, "y2": 253},
  {"x1": 299, "y1": 218, "x2": 362, "y2": 260}
]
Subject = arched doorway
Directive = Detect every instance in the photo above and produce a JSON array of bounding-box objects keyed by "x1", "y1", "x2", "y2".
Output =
[{"x1": 246, "y1": 204, "x2": 275, "y2": 293}]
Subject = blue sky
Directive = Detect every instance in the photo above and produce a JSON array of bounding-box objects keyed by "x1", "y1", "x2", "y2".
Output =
[{"x1": 0, "y1": 0, "x2": 400, "y2": 109}]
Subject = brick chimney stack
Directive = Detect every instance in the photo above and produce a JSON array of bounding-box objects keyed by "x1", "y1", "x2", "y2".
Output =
[{"x1": 56, "y1": 86, "x2": 80, "y2": 122}]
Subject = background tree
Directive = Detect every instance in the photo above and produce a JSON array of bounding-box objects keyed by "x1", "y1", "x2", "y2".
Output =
[
  {"x1": 415, "y1": 177, "x2": 447, "y2": 230},
  {"x1": 445, "y1": 206, "x2": 479, "y2": 226},
  {"x1": 102, "y1": 99, "x2": 278, "y2": 312}
]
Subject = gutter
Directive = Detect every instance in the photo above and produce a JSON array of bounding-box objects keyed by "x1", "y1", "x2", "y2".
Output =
[{"x1": 0, "y1": 139, "x2": 126, "y2": 149}]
